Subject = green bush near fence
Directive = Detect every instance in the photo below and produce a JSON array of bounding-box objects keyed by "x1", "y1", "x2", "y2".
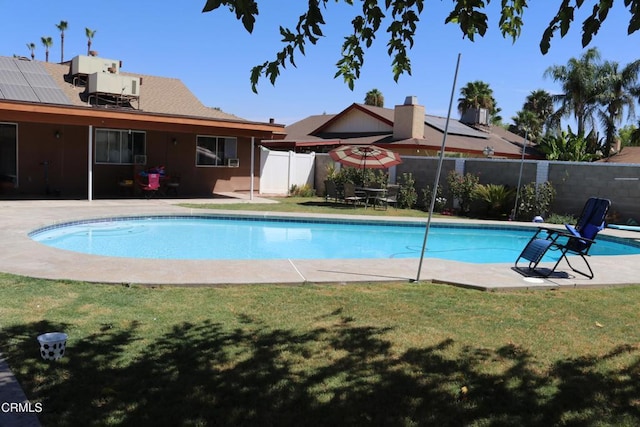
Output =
[
  {"x1": 516, "y1": 181, "x2": 556, "y2": 221},
  {"x1": 474, "y1": 184, "x2": 515, "y2": 219},
  {"x1": 422, "y1": 185, "x2": 446, "y2": 212},
  {"x1": 329, "y1": 167, "x2": 388, "y2": 188},
  {"x1": 397, "y1": 173, "x2": 418, "y2": 209},
  {"x1": 289, "y1": 184, "x2": 316, "y2": 197},
  {"x1": 446, "y1": 171, "x2": 480, "y2": 216}
]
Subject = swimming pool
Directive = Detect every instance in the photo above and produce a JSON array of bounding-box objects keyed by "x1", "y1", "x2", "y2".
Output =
[{"x1": 29, "y1": 215, "x2": 640, "y2": 264}]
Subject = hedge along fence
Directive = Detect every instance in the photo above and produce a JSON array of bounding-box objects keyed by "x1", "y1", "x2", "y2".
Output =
[{"x1": 314, "y1": 154, "x2": 640, "y2": 222}]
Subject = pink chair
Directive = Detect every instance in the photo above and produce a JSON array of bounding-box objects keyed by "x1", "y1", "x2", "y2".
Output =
[{"x1": 140, "y1": 173, "x2": 160, "y2": 198}]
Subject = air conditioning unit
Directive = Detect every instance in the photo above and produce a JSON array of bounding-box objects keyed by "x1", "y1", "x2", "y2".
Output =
[
  {"x1": 71, "y1": 55, "x2": 120, "y2": 76},
  {"x1": 87, "y1": 73, "x2": 141, "y2": 97},
  {"x1": 227, "y1": 158, "x2": 239, "y2": 167},
  {"x1": 134, "y1": 155, "x2": 147, "y2": 165}
]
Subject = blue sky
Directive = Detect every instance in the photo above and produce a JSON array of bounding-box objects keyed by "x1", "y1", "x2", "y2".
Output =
[{"x1": 2, "y1": 1, "x2": 639, "y2": 126}]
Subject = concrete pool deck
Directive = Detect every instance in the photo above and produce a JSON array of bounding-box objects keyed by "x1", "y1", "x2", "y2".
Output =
[{"x1": 1, "y1": 195, "x2": 639, "y2": 291}]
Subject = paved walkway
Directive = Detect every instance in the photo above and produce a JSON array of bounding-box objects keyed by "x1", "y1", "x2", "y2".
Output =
[{"x1": 1, "y1": 194, "x2": 639, "y2": 424}]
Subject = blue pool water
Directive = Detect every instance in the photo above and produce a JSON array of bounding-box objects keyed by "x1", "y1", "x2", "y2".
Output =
[{"x1": 29, "y1": 216, "x2": 640, "y2": 263}]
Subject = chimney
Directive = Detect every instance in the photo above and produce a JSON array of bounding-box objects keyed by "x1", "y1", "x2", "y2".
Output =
[{"x1": 393, "y1": 96, "x2": 425, "y2": 140}]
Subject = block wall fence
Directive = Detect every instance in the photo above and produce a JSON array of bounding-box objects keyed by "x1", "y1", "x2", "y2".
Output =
[{"x1": 314, "y1": 154, "x2": 640, "y2": 222}]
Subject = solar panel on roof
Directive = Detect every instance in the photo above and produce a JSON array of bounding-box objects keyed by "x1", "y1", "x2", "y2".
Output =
[
  {"x1": 0, "y1": 57, "x2": 71, "y2": 105},
  {"x1": 0, "y1": 83, "x2": 39, "y2": 102},
  {"x1": 15, "y1": 60, "x2": 47, "y2": 74},
  {"x1": 22, "y1": 73, "x2": 55, "y2": 88},
  {"x1": 424, "y1": 115, "x2": 489, "y2": 139},
  {"x1": 22, "y1": 72, "x2": 59, "y2": 89},
  {"x1": 32, "y1": 87, "x2": 72, "y2": 104},
  {"x1": 0, "y1": 57, "x2": 20, "y2": 71},
  {"x1": 0, "y1": 70, "x2": 27, "y2": 85}
]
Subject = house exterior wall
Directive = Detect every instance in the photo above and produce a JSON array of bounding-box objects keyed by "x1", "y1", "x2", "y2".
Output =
[
  {"x1": 13, "y1": 122, "x2": 88, "y2": 197},
  {"x1": 94, "y1": 132, "x2": 260, "y2": 197},
  {"x1": 324, "y1": 109, "x2": 393, "y2": 134},
  {"x1": 3, "y1": 122, "x2": 262, "y2": 198}
]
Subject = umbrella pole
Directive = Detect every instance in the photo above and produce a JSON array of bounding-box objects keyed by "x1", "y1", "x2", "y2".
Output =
[
  {"x1": 414, "y1": 53, "x2": 461, "y2": 283},
  {"x1": 362, "y1": 150, "x2": 367, "y2": 185}
]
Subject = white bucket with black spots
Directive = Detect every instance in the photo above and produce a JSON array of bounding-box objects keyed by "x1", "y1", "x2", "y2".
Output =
[{"x1": 37, "y1": 332, "x2": 68, "y2": 361}]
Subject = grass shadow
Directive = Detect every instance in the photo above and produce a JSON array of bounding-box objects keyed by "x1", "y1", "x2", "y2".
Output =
[{"x1": 1, "y1": 316, "x2": 639, "y2": 425}]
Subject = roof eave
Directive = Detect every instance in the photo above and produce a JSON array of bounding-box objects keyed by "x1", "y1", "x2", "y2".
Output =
[{"x1": 0, "y1": 99, "x2": 285, "y2": 135}]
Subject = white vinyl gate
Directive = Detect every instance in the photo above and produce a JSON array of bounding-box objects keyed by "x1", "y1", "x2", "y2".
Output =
[{"x1": 259, "y1": 147, "x2": 315, "y2": 195}]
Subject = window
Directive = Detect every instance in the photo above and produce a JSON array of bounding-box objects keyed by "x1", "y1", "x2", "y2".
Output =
[
  {"x1": 95, "y1": 129, "x2": 145, "y2": 164},
  {"x1": 196, "y1": 136, "x2": 237, "y2": 166}
]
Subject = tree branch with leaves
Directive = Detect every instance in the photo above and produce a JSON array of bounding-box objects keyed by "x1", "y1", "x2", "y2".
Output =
[{"x1": 202, "y1": 0, "x2": 640, "y2": 92}]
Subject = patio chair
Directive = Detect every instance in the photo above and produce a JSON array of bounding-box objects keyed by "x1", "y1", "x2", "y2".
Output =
[
  {"x1": 374, "y1": 184, "x2": 399, "y2": 210},
  {"x1": 140, "y1": 173, "x2": 161, "y2": 198},
  {"x1": 514, "y1": 197, "x2": 611, "y2": 279},
  {"x1": 164, "y1": 174, "x2": 181, "y2": 196},
  {"x1": 343, "y1": 182, "x2": 366, "y2": 207},
  {"x1": 324, "y1": 180, "x2": 341, "y2": 203}
]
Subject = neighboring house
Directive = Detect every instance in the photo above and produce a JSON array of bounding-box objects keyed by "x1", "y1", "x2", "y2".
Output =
[
  {"x1": 263, "y1": 96, "x2": 541, "y2": 160},
  {"x1": 0, "y1": 55, "x2": 284, "y2": 199},
  {"x1": 598, "y1": 146, "x2": 640, "y2": 164}
]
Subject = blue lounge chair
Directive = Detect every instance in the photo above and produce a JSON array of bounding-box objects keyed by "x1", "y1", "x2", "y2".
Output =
[{"x1": 514, "y1": 197, "x2": 611, "y2": 279}]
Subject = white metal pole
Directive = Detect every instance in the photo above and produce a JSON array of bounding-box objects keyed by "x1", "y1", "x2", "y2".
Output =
[
  {"x1": 512, "y1": 129, "x2": 528, "y2": 220},
  {"x1": 250, "y1": 137, "x2": 255, "y2": 200},
  {"x1": 88, "y1": 125, "x2": 93, "y2": 201},
  {"x1": 414, "y1": 53, "x2": 461, "y2": 283}
]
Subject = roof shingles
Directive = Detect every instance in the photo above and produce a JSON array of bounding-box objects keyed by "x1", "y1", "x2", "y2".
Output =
[{"x1": 39, "y1": 60, "x2": 243, "y2": 121}]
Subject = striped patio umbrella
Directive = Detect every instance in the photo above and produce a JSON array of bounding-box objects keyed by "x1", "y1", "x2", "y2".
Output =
[{"x1": 329, "y1": 144, "x2": 402, "y2": 170}]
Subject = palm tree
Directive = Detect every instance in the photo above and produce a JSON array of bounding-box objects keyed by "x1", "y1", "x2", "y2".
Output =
[
  {"x1": 457, "y1": 80, "x2": 494, "y2": 115},
  {"x1": 56, "y1": 20, "x2": 68, "y2": 63},
  {"x1": 596, "y1": 59, "x2": 640, "y2": 156},
  {"x1": 40, "y1": 36, "x2": 53, "y2": 62},
  {"x1": 85, "y1": 28, "x2": 96, "y2": 55},
  {"x1": 511, "y1": 109, "x2": 541, "y2": 142},
  {"x1": 523, "y1": 89, "x2": 555, "y2": 134},
  {"x1": 457, "y1": 80, "x2": 501, "y2": 124},
  {"x1": 544, "y1": 47, "x2": 601, "y2": 136},
  {"x1": 26, "y1": 42, "x2": 36, "y2": 60},
  {"x1": 364, "y1": 89, "x2": 384, "y2": 107}
]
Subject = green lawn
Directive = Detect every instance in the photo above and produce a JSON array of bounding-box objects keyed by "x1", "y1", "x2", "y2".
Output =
[
  {"x1": 2, "y1": 273, "x2": 639, "y2": 426},
  {"x1": 180, "y1": 196, "x2": 439, "y2": 218}
]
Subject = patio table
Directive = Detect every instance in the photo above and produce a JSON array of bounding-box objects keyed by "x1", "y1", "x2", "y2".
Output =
[{"x1": 358, "y1": 187, "x2": 386, "y2": 208}]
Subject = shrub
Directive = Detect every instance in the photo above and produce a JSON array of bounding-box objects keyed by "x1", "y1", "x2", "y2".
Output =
[
  {"x1": 397, "y1": 173, "x2": 417, "y2": 209},
  {"x1": 546, "y1": 213, "x2": 577, "y2": 224},
  {"x1": 289, "y1": 184, "x2": 316, "y2": 197},
  {"x1": 474, "y1": 184, "x2": 515, "y2": 219},
  {"x1": 422, "y1": 185, "x2": 446, "y2": 212},
  {"x1": 333, "y1": 167, "x2": 387, "y2": 187},
  {"x1": 446, "y1": 171, "x2": 480, "y2": 215},
  {"x1": 516, "y1": 181, "x2": 556, "y2": 221}
]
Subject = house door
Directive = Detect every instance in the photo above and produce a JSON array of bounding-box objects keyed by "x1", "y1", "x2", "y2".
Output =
[{"x1": 0, "y1": 123, "x2": 17, "y2": 192}]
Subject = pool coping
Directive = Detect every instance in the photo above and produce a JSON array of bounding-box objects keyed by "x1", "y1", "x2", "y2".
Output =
[{"x1": 1, "y1": 197, "x2": 640, "y2": 291}]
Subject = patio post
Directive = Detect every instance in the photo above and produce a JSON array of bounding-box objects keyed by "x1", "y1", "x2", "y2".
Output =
[
  {"x1": 88, "y1": 125, "x2": 93, "y2": 201},
  {"x1": 250, "y1": 136, "x2": 255, "y2": 200}
]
